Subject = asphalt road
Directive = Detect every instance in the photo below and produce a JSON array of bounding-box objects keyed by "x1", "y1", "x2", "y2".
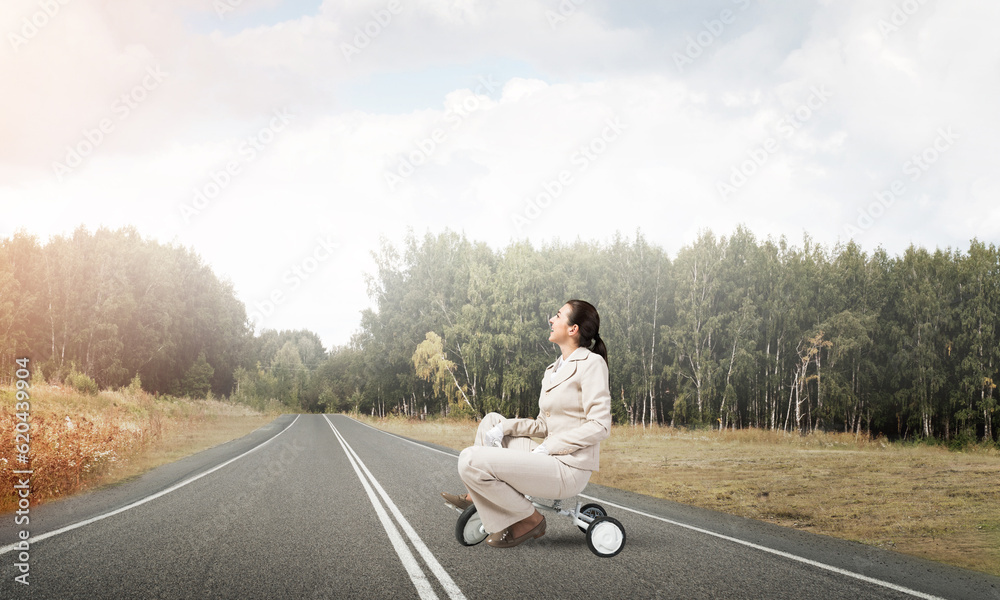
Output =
[{"x1": 2, "y1": 414, "x2": 998, "y2": 599}]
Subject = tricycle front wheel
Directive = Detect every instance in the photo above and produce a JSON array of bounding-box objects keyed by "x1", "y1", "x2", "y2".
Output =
[
  {"x1": 586, "y1": 516, "x2": 626, "y2": 558},
  {"x1": 456, "y1": 504, "x2": 488, "y2": 546}
]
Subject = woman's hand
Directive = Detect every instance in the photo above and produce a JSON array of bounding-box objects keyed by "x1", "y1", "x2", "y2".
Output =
[{"x1": 484, "y1": 422, "x2": 504, "y2": 447}]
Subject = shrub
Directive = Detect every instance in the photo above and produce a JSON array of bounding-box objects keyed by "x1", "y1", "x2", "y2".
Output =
[
  {"x1": 126, "y1": 373, "x2": 143, "y2": 396},
  {"x1": 0, "y1": 411, "x2": 146, "y2": 509},
  {"x1": 67, "y1": 369, "x2": 99, "y2": 396},
  {"x1": 445, "y1": 400, "x2": 479, "y2": 421}
]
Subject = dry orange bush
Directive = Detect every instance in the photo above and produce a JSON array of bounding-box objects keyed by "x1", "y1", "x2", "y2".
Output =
[
  {"x1": 0, "y1": 411, "x2": 149, "y2": 505},
  {"x1": 0, "y1": 383, "x2": 267, "y2": 512}
]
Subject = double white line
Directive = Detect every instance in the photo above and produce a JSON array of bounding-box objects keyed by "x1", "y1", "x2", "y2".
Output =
[{"x1": 323, "y1": 415, "x2": 465, "y2": 600}]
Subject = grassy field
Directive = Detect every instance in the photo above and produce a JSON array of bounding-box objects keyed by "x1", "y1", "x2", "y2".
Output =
[
  {"x1": 0, "y1": 383, "x2": 277, "y2": 512},
  {"x1": 358, "y1": 415, "x2": 1000, "y2": 577}
]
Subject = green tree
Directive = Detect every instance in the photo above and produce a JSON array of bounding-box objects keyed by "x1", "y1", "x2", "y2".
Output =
[
  {"x1": 271, "y1": 341, "x2": 306, "y2": 410},
  {"x1": 412, "y1": 331, "x2": 471, "y2": 414},
  {"x1": 954, "y1": 240, "x2": 999, "y2": 441},
  {"x1": 179, "y1": 351, "x2": 214, "y2": 399},
  {"x1": 601, "y1": 231, "x2": 671, "y2": 426},
  {"x1": 887, "y1": 246, "x2": 956, "y2": 438},
  {"x1": 663, "y1": 231, "x2": 724, "y2": 423}
]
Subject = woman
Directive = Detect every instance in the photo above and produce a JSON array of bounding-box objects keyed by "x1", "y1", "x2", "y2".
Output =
[{"x1": 441, "y1": 299, "x2": 612, "y2": 548}]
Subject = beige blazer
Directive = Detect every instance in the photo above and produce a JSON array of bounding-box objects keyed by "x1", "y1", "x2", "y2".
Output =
[{"x1": 502, "y1": 347, "x2": 612, "y2": 471}]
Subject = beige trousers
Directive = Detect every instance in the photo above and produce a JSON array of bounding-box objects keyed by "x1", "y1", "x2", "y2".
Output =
[{"x1": 457, "y1": 413, "x2": 591, "y2": 533}]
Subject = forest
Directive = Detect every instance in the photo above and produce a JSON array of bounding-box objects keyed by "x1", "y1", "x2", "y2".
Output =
[{"x1": 1, "y1": 225, "x2": 997, "y2": 443}]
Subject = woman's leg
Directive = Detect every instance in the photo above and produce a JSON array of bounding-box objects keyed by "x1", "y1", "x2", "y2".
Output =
[
  {"x1": 445, "y1": 413, "x2": 519, "y2": 508},
  {"x1": 458, "y1": 447, "x2": 591, "y2": 533}
]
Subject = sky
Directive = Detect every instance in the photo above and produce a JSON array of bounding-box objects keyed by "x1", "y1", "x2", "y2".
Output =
[{"x1": 2, "y1": 0, "x2": 998, "y2": 350}]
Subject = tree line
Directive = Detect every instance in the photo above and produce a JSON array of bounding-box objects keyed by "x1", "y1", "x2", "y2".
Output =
[
  {"x1": 328, "y1": 228, "x2": 998, "y2": 443},
  {"x1": 2, "y1": 226, "x2": 997, "y2": 443},
  {"x1": 0, "y1": 226, "x2": 323, "y2": 409}
]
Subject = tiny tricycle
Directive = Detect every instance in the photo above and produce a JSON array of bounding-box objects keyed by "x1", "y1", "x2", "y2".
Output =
[{"x1": 452, "y1": 496, "x2": 626, "y2": 558}]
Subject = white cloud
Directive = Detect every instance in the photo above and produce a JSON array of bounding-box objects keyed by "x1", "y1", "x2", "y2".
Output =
[{"x1": 3, "y1": 0, "x2": 998, "y2": 347}]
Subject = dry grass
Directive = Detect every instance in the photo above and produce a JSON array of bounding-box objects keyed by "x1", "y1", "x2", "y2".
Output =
[
  {"x1": 0, "y1": 383, "x2": 276, "y2": 512},
  {"x1": 357, "y1": 415, "x2": 1000, "y2": 577}
]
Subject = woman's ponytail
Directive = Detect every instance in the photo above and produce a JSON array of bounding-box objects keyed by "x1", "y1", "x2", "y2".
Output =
[
  {"x1": 566, "y1": 299, "x2": 608, "y2": 365},
  {"x1": 591, "y1": 332, "x2": 608, "y2": 366}
]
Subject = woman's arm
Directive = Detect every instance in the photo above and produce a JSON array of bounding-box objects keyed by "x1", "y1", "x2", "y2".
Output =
[
  {"x1": 502, "y1": 404, "x2": 549, "y2": 439},
  {"x1": 541, "y1": 357, "x2": 612, "y2": 455}
]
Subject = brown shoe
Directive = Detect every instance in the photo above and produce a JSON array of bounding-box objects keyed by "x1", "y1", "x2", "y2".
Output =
[
  {"x1": 485, "y1": 516, "x2": 546, "y2": 548},
  {"x1": 441, "y1": 492, "x2": 473, "y2": 510}
]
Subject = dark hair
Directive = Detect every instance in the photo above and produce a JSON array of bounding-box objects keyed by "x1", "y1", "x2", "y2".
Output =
[{"x1": 566, "y1": 299, "x2": 608, "y2": 365}]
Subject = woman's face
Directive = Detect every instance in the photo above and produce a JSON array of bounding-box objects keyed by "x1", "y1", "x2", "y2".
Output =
[{"x1": 548, "y1": 303, "x2": 578, "y2": 345}]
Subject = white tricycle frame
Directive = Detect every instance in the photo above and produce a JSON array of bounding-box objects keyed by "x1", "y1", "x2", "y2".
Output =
[{"x1": 452, "y1": 496, "x2": 626, "y2": 558}]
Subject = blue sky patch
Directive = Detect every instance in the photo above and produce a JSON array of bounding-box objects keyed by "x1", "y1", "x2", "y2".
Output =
[
  {"x1": 339, "y1": 58, "x2": 549, "y2": 114},
  {"x1": 185, "y1": 0, "x2": 324, "y2": 35}
]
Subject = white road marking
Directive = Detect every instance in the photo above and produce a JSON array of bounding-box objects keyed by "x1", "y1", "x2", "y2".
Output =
[
  {"x1": 325, "y1": 418, "x2": 437, "y2": 599},
  {"x1": 325, "y1": 416, "x2": 466, "y2": 600},
  {"x1": 578, "y1": 494, "x2": 947, "y2": 600},
  {"x1": 349, "y1": 417, "x2": 458, "y2": 459},
  {"x1": 0, "y1": 414, "x2": 301, "y2": 555},
  {"x1": 351, "y1": 416, "x2": 947, "y2": 600}
]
